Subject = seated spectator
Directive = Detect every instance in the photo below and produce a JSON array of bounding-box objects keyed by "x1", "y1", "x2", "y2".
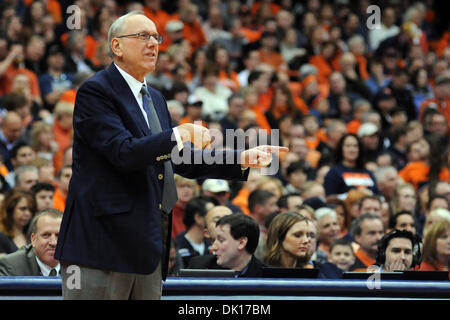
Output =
[
  {"x1": 327, "y1": 196, "x2": 350, "y2": 238},
  {"x1": 315, "y1": 207, "x2": 341, "y2": 263},
  {"x1": 211, "y1": 213, "x2": 266, "y2": 277},
  {"x1": 202, "y1": 179, "x2": 242, "y2": 213},
  {"x1": 52, "y1": 165, "x2": 72, "y2": 213},
  {"x1": 188, "y1": 205, "x2": 232, "y2": 269},
  {"x1": 277, "y1": 192, "x2": 303, "y2": 213},
  {"x1": 328, "y1": 238, "x2": 356, "y2": 272},
  {"x1": 172, "y1": 175, "x2": 199, "y2": 239},
  {"x1": 375, "y1": 229, "x2": 422, "y2": 272},
  {"x1": 193, "y1": 63, "x2": 232, "y2": 122},
  {"x1": 423, "y1": 208, "x2": 450, "y2": 237},
  {"x1": 52, "y1": 100, "x2": 74, "y2": 155},
  {"x1": 0, "y1": 208, "x2": 62, "y2": 276},
  {"x1": 324, "y1": 134, "x2": 379, "y2": 196},
  {"x1": 349, "y1": 213, "x2": 385, "y2": 271},
  {"x1": 374, "y1": 166, "x2": 399, "y2": 203},
  {"x1": 13, "y1": 165, "x2": 39, "y2": 191},
  {"x1": 0, "y1": 188, "x2": 36, "y2": 251},
  {"x1": 30, "y1": 121, "x2": 58, "y2": 162},
  {"x1": 30, "y1": 182, "x2": 55, "y2": 212},
  {"x1": 255, "y1": 176, "x2": 283, "y2": 202},
  {"x1": 389, "y1": 210, "x2": 417, "y2": 236},
  {"x1": 284, "y1": 160, "x2": 309, "y2": 195},
  {"x1": 175, "y1": 197, "x2": 213, "y2": 268},
  {"x1": 264, "y1": 212, "x2": 317, "y2": 268},
  {"x1": 232, "y1": 169, "x2": 262, "y2": 216},
  {"x1": 4, "y1": 142, "x2": 36, "y2": 188},
  {"x1": 390, "y1": 183, "x2": 418, "y2": 216},
  {"x1": 30, "y1": 157, "x2": 55, "y2": 185},
  {"x1": 399, "y1": 136, "x2": 450, "y2": 190},
  {"x1": 419, "y1": 220, "x2": 449, "y2": 273},
  {"x1": 38, "y1": 43, "x2": 74, "y2": 111},
  {"x1": 248, "y1": 189, "x2": 279, "y2": 234},
  {"x1": 358, "y1": 195, "x2": 383, "y2": 217}
]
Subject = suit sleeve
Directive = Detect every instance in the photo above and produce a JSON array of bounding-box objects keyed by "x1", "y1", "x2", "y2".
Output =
[{"x1": 74, "y1": 80, "x2": 178, "y2": 172}]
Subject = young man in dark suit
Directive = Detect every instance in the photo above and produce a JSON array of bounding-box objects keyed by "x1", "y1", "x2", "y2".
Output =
[{"x1": 212, "y1": 213, "x2": 267, "y2": 277}]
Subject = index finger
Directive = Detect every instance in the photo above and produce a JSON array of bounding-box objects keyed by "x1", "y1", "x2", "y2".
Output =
[{"x1": 259, "y1": 146, "x2": 290, "y2": 153}]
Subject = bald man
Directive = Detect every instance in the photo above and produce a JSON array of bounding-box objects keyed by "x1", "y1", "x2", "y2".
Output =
[
  {"x1": 0, "y1": 111, "x2": 24, "y2": 171},
  {"x1": 188, "y1": 206, "x2": 233, "y2": 269}
]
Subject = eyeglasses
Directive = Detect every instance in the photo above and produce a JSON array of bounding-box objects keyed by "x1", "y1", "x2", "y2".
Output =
[{"x1": 117, "y1": 32, "x2": 163, "y2": 44}]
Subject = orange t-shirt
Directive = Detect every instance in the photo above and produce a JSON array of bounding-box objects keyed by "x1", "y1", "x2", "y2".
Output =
[
  {"x1": 351, "y1": 248, "x2": 376, "y2": 272},
  {"x1": 258, "y1": 49, "x2": 285, "y2": 70},
  {"x1": 232, "y1": 187, "x2": 251, "y2": 216},
  {"x1": 0, "y1": 65, "x2": 41, "y2": 98},
  {"x1": 53, "y1": 189, "x2": 66, "y2": 212},
  {"x1": 398, "y1": 161, "x2": 450, "y2": 190}
]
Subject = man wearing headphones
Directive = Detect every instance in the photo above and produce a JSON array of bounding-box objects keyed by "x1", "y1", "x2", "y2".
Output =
[{"x1": 375, "y1": 229, "x2": 421, "y2": 272}]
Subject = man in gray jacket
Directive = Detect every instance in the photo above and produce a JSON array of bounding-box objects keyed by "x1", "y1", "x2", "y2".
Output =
[{"x1": 0, "y1": 208, "x2": 62, "y2": 276}]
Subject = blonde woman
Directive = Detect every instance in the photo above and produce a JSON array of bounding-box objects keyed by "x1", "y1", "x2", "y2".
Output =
[{"x1": 172, "y1": 174, "x2": 199, "y2": 239}]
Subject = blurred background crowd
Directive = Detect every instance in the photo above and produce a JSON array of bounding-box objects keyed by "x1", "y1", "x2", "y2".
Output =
[{"x1": 0, "y1": 0, "x2": 449, "y2": 277}]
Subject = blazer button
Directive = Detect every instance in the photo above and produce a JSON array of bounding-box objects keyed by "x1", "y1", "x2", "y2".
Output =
[
  {"x1": 158, "y1": 203, "x2": 162, "y2": 210},
  {"x1": 158, "y1": 174, "x2": 164, "y2": 180}
]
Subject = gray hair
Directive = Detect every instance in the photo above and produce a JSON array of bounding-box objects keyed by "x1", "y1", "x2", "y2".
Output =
[
  {"x1": 14, "y1": 165, "x2": 38, "y2": 186},
  {"x1": 107, "y1": 10, "x2": 146, "y2": 57},
  {"x1": 351, "y1": 213, "x2": 382, "y2": 238},
  {"x1": 374, "y1": 166, "x2": 397, "y2": 183},
  {"x1": 27, "y1": 208, "x2": 63, "y2": 243},
  {"x1": 314, "y1": 207, "x2": 337, "y2": 224}
]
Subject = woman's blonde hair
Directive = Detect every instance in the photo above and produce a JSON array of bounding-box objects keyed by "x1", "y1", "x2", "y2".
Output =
[{"x1": 421, "y1": 220, "x2": 450, "y2": 268}]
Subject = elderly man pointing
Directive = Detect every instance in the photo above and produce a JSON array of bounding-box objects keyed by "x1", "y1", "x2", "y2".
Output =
[{"x1": 55, "y1": 10, "x2": 287, "y2": 300}]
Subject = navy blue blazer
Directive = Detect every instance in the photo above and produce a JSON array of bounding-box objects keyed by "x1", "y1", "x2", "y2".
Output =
[{"x1": 54, "y1": 63, "x2": 248, "y2": 275}]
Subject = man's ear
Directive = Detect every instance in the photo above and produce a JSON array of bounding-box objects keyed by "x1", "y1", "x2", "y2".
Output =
[
  {"x1": 111, "y1": 38, "x2": 122, "y2": 58},
  {"x1": 238, "y1": 236, "x2": 248, "y2": 251},
  {"x1": 31, "y1": 233, "x2": 36, "y2": 248}
]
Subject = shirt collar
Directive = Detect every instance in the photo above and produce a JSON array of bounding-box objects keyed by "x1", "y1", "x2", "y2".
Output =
[
  {"x1": 35, "y1": 256, "x2": 60, "y2": 276},
  {"x1": 114, "y1": 62, "x2": 147, "y2": 99}
]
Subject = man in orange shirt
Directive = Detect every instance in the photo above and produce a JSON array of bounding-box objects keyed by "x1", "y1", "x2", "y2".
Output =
[
  {"x1": 53, "y1": 165, "x2": 72, "y2": 212},
  {"x1": 258, "y1": 31, "x2": 286, "y2": 71},
  {"x1": 419, "y1": 73, "x2": 450, "y2": 135},
  {"x1": 349, "y1": 213, "x2": 385, "y2": 271}
]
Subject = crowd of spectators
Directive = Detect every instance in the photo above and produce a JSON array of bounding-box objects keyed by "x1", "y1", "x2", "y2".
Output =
[{"x1": 0, "y1": 0, "x2": 449, "y2": 278}]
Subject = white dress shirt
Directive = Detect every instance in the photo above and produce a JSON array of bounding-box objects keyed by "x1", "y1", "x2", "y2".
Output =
[
  {"x1": 35, "y1": 256, "x2": 60, "y2": 276},
  {"x1": 114, "y1": 63, "x2": 183, "y2": 151}
]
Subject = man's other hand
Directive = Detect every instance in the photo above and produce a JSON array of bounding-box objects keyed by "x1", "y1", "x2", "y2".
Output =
[{"x1": 177, "y1": 123, "x2": 211, "y2": 149}]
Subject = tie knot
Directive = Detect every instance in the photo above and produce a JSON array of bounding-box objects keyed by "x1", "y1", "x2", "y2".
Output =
[
  {"x1": 141, "y1": 85, "x2": 149, "y2": 98},
  {"x1": 49, "y1": 268, "x2": 57, "y2": 276}
]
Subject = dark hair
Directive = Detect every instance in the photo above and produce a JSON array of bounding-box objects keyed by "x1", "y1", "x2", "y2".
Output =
[
  {"x1": 182, "y1": 196, "x2": 212, "y2": 229},
  {"x1": 334, "y1": 134, "x2": 365, "y2": 169},
  {"x1": 216, "y1": 213, "x2": 260, "y2": 254},
  {"x1": 330, "y1": 238, "x2": 354, "y2": 255},
  {"x1": 286, "y1": 160, "x2": 309, "y2": 177},
  {"x1": 247, "y1": 70, "x2": 263, "y2": 85},
  {"x1": 248, "y1": 189, "x2": 275, "y2": 213},
  {"x1": 277, "y1": 192, "x2": 302, "y2": 210},
  {"x1": 375, "y1": 229, "x2": 422, "y2": 268},
  {"x1": 10, "y1": 142, "x2": 31, "y2": 160},
  {"x1": 427, "y1": 194, "x2": 449, "y2": 210},
  {"x1": 30, "y1": 182, "x2": 55, "y2": 194},
  {"x1": 358, "y1": 195, "x2": 382, "y2": 211},
  {"x1": 389, "y1": 210, "x2": 416, "y2": 230},
  {"x1": 350, "y1": 213, "x2": 382, "y2": 238}
]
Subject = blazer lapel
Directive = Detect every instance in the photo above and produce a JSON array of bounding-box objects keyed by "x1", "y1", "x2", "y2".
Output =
[
  {"x1": 106, "y1": 64, "x2": 151, "y2": 136},
  {"x1": 26, "y1": 244, "x2": 42, "y2": 276}
]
